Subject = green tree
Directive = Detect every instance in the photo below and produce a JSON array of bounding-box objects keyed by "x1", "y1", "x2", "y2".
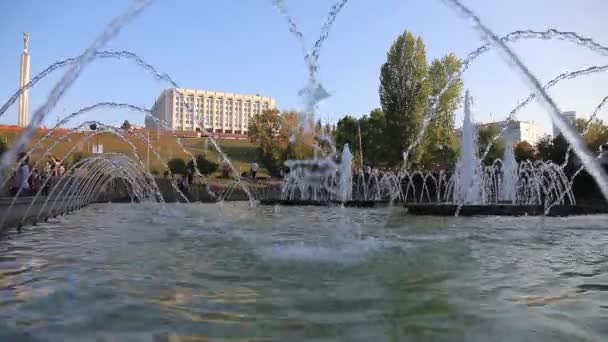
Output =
[
  {"x1": 536, "y1": 135, "x2": 569, "y2": 165},
  {"x1": 187, "y1": 155, "x2": 219, "y2": 175},
  {"x1": 583, "y1": 119, "x2": 608, "y2": 153},
  {"x1": 333, "y1": 109, "x2": 389, "y2": 167},
  {"x1": 477, "y1": 124, "x2": 506, "y2": 164},
  {"x1": 574, "y1": 118, "x2": 587, "y2": 134},
  {"x1": 167, "y1": 157, "x2": 187, "y2": 175},
  {"x1": 420, "y1": 53, "x2": 463, "y2": 168},
  {"x1": 548, "y1": 118, "x2": 607, "y2": 166},
  {"x1": 335, "y1": 115, "x2": 365, "y2": 165},
  {"x1": 121, "y1": 120, "x2": 131, "y2": 130},
  {"x1": 248, "y1": 109, "x2": 286, "y2": 176},
  {"x1": 334, "y1": 115, "x2": 359, "y2": 153},
  {"x1": 247, "y1": 108, "x2": 318, "y2": 176},
  {"x1": 359, "y1": 108, "x2": 388, "y2": 166},
  {"x1": 249, "y1": 109, "x2": 282, "y2": 145},
  {"x1": 380, "y1": 31, "x2": 430, "y2": 165},
  {"x1": 514, "y1": 141, "x2": 536, "y2": 162},
  {"x1": 281, "y1": 110, "x2": 315, "y2": 159},
  {"x1": 258, "y1": 144, "x2": 283, "y2": 176}
]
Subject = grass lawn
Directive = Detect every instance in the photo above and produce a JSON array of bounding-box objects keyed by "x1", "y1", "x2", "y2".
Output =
[
  {"x1": 181, "y1": 137, "x2": 268, "y2": 176},
  {"x1": 0, "y1": 128, "x2": 267, "y2": 177}
]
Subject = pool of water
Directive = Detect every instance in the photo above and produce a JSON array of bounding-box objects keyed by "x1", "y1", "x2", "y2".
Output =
[{"x1": 1, "y1": 203, "x2": 607, "y2": 341}]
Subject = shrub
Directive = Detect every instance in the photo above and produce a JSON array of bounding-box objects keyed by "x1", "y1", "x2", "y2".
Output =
[
  {"x1": 187, "y1": 155, "x2": 219, "y2": 175},
  {"x1": 167, "y1": 158, "x2": 187, "y2": 175},
  {"x1": 219, "y1": 161, "x2": 232, "y2": 178}
]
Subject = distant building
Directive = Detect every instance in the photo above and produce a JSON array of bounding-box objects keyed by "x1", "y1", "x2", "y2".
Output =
[
  {"x1": 503, "y1": 120, "x2": 540, "y2": 145},
  {"x1": 148, "y1": 88, "x2": 276, "y2": 134},
  {"x1": 476, "y1": 120, "x2": 540, "y2": 145},
  {"x1": 552, "y1": 110, "x2": 577, "y2": 137}
]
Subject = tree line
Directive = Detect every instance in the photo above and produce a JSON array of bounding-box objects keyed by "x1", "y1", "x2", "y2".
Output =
[
  {"x1": 513, "y1": 118, "x2": 608, "y2": 166},
  {"x1": 247, "y1": 109, "x2": 327, "y2": 176},
  {"x1": 333, "y1": 30, "x2": 463, "y2": 169},
  {"x1": 331, "y1": 30, "x2": 608, "y2": 171},
  {"x1": 246, "y1": 30, "x2": 466, "y2": 172}
]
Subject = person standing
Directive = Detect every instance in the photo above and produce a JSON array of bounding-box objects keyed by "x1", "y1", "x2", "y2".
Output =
[
  {"x1": 250, "y1": 162, "x2": 259, "y2": 180},
  {"x1": 51, "y1": 157, "x2": 60, "y2": 176},
  {"x1": 29, "y1": 168, "x2": 40, "y2": 194},
  {"x1": 12, "y1": 152, "x2": 31, "y2": 196},
  {"x1": 44, "y1": 161, "x2": 52, "y2": 177},
  {"x1": 178, "y1": 173, "x2": 190, "y2": 201}
]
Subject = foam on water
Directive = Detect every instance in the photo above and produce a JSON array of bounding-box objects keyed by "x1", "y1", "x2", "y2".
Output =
[{"x1": 257, "y1": 237, "x2": 406, "y2": 265}]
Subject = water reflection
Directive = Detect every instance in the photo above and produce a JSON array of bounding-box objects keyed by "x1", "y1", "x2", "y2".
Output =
[{"x1": 0, "y1": 203, "x2": 606, "y2": 341}]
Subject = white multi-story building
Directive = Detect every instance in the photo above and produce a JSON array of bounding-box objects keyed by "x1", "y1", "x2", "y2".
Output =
[
  {"x1": 552, "y1": 110, "x2": 577, "y2": 137},
  {"x1": 149, "y1": 88, "x2": 276, "y2": 134},
  {"x1": 502, "y1": 120, "x2": 540, "y2": 145},
  {"x1": 476, "y1": 120, "x2": 540, "y2": 145}
]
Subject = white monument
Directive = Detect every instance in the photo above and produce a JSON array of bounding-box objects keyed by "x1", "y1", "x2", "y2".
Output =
[{"x1": 18, "y1": 33, "x2": 31, "y2": 127}]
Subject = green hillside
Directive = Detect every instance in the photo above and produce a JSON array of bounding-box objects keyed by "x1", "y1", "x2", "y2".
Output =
[{"x1": 0, "y1": 128, "x2": 266, "y2": 177}]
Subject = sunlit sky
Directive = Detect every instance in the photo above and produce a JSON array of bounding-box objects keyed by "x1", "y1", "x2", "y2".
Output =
[{"x1": 0, "y1": 0, "x2": 607, "y2": 136}]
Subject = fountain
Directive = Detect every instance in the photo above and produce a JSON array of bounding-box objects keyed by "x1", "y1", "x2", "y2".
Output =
[
  {"x1": 337, "y1": 144, "x2": 353, "y2": 202},
  {"x1": 500, "y1": 140, "x2": 518, "y2": 203},
  {"x1": 278, "y1": 144, "x2": 351, "y2": 204},
  {"x1": 1, "y1": 2, "x2": 608, "y2": 340},
  {"x1": 0, "y1": 0, "x2": 604, "y2": 218},
  {"x1": 275, "y1": 79, "x2": 590, "y2": 215},
  {"x1": 264, "y1": 1, "x2": 608, "y2": 215},
  {"x1": 453, "y1": 90, "x2": 482, "y2": 205}
]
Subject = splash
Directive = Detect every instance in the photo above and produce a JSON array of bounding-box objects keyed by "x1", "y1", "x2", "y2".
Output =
[
  {"x1": 0, "y1": 1, "x2": 152, "y2": 177},
  {"x1": 0, "y1": 49, "x2": 179, "y2": 118},
  {"x1": 500, "y1": 141, "x2": 518, "y2": 203},
  {"x1": 561, "y1": 94, "x2": 608, "y2": 168},
  {"x1": 337, "y1": 144, "x2": 353, "y2": 202},
  {"x1": 453, "y1": 90, "x2": 482, "y2": 204},
  {"x1": 440, "y1": 0, "x2": 608, "y2": 203},
  {"x1": 404, "y1": 29, "x2": 608, "y2": 171},
  {"x1": 477, "y1": 64, "x2": 608, "y2": 164},
  {"x1": 271, "y1": 1, "x2": 350, "y2": 201},
  {"x1": 3, "y1": 102, "x2": 202, "y2": 198},
  {"x1": 272, "y1": 0, "x2": 348, "y2": 126}
]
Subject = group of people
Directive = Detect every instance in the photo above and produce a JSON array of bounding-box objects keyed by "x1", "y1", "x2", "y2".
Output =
[
  {"x1": 8, "y1": 155, "x2": 66, "y2": 197},
  {"x1": 44, "y1": 157, "x2": 66, "y2": 178}
]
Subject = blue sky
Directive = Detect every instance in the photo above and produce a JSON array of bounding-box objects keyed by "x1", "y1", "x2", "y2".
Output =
[{"x1": 0, "y1": 0, "x2": 607, "y2": 136}]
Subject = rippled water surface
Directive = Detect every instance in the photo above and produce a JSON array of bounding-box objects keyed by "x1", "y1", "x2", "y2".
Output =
[{"x1": 1, "y1": 203, "x2": 607, "y2": 341}]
